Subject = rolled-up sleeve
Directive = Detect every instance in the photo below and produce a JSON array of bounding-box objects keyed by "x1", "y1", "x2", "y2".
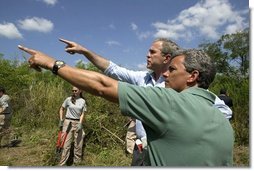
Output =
[{"x1": 104, "y1": 61, "x2": 148, "y2": 85}]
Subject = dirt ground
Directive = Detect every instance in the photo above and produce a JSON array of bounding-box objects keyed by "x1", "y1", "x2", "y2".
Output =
[
  {"x1": 0, "y1": 142, "x2": 45, "y2": 166},
  {"x1": 0, "y1": 141, "x2": 249, "y2": 166}
]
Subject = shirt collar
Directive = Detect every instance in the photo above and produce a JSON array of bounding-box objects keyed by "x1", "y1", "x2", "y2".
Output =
[
  {"x1": 148, "y1": 72, "x2": 165, "y2": 84},
  {"x1": 183, "y1": 87, "x2": 216, "y2": 104}
]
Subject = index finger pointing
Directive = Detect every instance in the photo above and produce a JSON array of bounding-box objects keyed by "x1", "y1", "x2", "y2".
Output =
[
  {"x1": 18, "y1": 45, "x2": 37, "y2": 55},
  {"x1": 59, "y1": 38, "x2": 73, "y2": 45}
]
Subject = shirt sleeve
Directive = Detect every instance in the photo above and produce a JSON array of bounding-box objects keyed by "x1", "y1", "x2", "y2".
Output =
[
  {"x1": 118, "y1": 82, "x2": 175, "y2": 134},
  {"x1": 214, "y1": 96, "x2": 232, "y2": 119},
  {"x1": 136, "y1": 119, "x2": 147, "y2": 139},
  {"x1": 104, "y1": 61, "x2": 147, "y2": 85},
  {"x1": 62, "y1": 98, "x2": 69, "y2": 108}
]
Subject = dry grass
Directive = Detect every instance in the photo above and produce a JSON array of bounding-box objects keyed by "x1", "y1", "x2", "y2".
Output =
[
  {"x1": 0, "y1": 137, "x2": 249, "y2": 166},
  {"x1": 233, "y1": 145, "x2": 250, "y2": 167}
]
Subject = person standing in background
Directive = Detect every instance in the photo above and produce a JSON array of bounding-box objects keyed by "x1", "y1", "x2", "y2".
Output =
[
  {"x1": 59, "y1": 86, "x2": 87, "y2": 166},
  {"x1": 0, "y1": 86, "x2": 12, "y2": 147},
  {"x1": 124, "y1": 117, "x2": 136, "y2": 155},
  {"x1": 218, "y1": 88, "x2": 233, "y2": 120},
  {"x1": 218, "y1": 88, "x2": 233, "y2": 108}
]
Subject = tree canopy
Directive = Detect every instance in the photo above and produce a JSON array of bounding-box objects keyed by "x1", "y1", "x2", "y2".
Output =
[{"x1": 199, "y1": 28, "x2": 249, "y2": 77}]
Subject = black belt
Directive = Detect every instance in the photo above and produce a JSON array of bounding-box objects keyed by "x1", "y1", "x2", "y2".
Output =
[{"x1": 66, "y1": 117, "x2": 79, "y2": 121}]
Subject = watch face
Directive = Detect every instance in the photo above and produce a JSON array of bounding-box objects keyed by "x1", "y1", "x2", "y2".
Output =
[
  {"x1": 52, "y1": 60, "x2": 65, "y2": 75},
  {"x1": 56, "y1": 61, "x2": 64, "y2": 65}
]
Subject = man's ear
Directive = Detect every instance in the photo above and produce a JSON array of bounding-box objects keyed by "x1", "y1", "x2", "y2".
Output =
[
  {"x1": 163, "y1": 54, "x2": 171, "y2": 63},
  {"x1": 187, "y1": 70, "x2": 199, "y2": 84}
]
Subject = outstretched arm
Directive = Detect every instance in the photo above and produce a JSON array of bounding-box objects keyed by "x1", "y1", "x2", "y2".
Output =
[
  {"x1": 59, "y1": 38, "x2": 110, "y2": 72},
  {"x1": 18, "y1": 45, "x2": 119, "y2": 103}
]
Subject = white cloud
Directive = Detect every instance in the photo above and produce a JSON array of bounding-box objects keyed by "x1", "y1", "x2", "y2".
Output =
[
  {"x1": 130, "y1": 22, "x2": 152, "y2": 40},
  {"x1": 106, "y1": 40, "x2": 121, "y2": 46},
  {"x1": 137, "y1": 31, "x2": 152, "y2": 40},
  {"x1": 0, "y1": 22, "x2": 23, "y2": 39},
  {"x1": 18, "y1": 17, "x2": 54, "y2": 33},
  {"x1": 131, "y1": 22, "x2": 138, "y2": 31},
  {"x1": 41, "y1": 0, "x2": 58, "y2": 6},
  {"x1": 152, "y1": 0, "x2": 248, "y2": 40}
]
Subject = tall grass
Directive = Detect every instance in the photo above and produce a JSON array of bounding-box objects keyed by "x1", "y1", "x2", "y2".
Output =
[
  {"x1": 5, "y1": 70, "x2": 249, "y2": 166},
  {"x1": 210, "y1": 75, "x2": 249, "y2": 145},
  {"x1": 12, "y1": 78, "x2": 68, "y2": 132},
  {"x1": 10, "y1": 74, "x2": 128, "y2": 166}
]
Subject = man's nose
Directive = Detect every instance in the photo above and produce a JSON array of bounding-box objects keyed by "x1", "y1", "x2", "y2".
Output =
[
  {"x1": 162, "y1": 70, "x2": 169, "y2": 78},
  {"x1": 146, "y1": 52, "x2": 151, "y2": 58}
]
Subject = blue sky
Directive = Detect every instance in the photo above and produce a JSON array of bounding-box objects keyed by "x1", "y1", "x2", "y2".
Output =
[{"x1": 0, "y1": 0, "x2": 250, "y2": 70}]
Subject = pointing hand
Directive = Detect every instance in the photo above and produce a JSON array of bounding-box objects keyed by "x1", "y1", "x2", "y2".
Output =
[
  {"x1": 18, "y1": 45, "x2": 55, "y2": 72},
  {"x1": 59, "y1": 38, "x2": 87, "y2": 55}
]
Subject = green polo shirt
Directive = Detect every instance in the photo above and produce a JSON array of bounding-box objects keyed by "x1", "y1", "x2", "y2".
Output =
[{"x1": 118, "y1": 82, "x2": 234, "y2": 166}]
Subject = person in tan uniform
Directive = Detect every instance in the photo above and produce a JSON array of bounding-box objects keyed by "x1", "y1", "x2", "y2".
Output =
[
  {"x1": 125, "y1": 117, "x2": 136, "y2": 154},
  {"x1": 59, "y1": 86, "x2": 87, "y2": 166}
]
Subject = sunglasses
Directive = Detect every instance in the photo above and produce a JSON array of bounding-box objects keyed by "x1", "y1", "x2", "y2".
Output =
[{"x1": 72, "y1": 90, "x2": 78, "y2": 92}]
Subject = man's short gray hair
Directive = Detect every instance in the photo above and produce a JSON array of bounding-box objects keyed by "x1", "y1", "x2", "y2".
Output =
[{"x1": 172, "y1": 49, "x2": 216, "y2": 89}]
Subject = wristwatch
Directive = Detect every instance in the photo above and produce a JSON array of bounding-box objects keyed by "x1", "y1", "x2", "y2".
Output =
[{"x1": 52, "y1": 60, "x2": 65, "y2": 75}]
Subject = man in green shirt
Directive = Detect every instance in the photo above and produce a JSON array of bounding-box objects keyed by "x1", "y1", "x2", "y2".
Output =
[{"x1": 18, "y1": 45, "x2": 234, "y2": 166}]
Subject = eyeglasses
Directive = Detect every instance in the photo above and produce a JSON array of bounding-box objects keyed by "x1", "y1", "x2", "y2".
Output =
[{"x1": 72, "y1": 90, "x2": 78, "y2": 92}]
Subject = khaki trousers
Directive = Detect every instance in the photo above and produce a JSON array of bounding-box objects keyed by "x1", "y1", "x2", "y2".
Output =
[
  {"x1": 0, "y1": 114, "x2": 12, "y2": 146},
  {"x1": 59, "y1": 119, "x2": 85, "y2": 166},
  {"x1": 125, "y1": 119, "x2": 136, "y2": 154}
]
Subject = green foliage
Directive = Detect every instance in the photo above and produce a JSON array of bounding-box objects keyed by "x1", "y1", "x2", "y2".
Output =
[
  {"x1": 0, "y1": 57, "x2": 32, "y2": 93},
  {"x1": 75, "y1": 60, "x2": 87, "y2": 69},
  {"x1": 199, "y1": 28, "x2": 249, "y2": 77},
  {"x1": 199, "y1": 42, "x2": 231, "y2": 75},
  {"x1": 220, "y1": 29, "x2": 249, "y2": 75},
  {"x1": 200, "y1": 29, "x2": 249, "y2": 146},
  {"x1": 12, "y1": 80, "x2": 68, "y2": 131},
  {"x1": 0, "y1": 47, "x2": 249, "y2": 166},
  {"x1": 210, "y1": 75, "x2": 249, "y2": 145}
]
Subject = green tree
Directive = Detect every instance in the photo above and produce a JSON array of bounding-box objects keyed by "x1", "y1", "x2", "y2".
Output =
[
  {"x1": 199, "y1": 42, "x2": 231, "y2": 75},
  {"x1": 75, "y1": 59, "x2": 86, "y2": 69},
  {"x1": 0, "y1": 56, "x2": 32, "y2": 93},
  {"x1": 199, "y1": 28, "x2": 249, "y2": 77},
  {"x1": 219, "y1": 29, "x2": 249, "y2": 76},
  {"x1": 75, "y1": 60, "x2": 100, "y2": 72}
]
